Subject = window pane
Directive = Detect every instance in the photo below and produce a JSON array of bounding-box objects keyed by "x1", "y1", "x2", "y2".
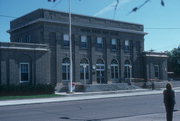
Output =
[
  {"x1": 62, "y1": 65, "x2": 66, "y2": 73},
  {"x1": 86, "y1": 72, "x2": 89, "y2": 79},
  {"x1": 64, "y1": 41, "x2": 69, "y2": 47},
  {"x1": 81, "y1": 42, "x2": 87, "y2": 48},
  {"x1": 80, "y1": 73, "x2": 84, "y2": 79},
  {"x1": 21, "y1": 73, "x2": 28, "y2": 81},
  {"x1": 20, "y1": 63, "x2": 29, "y2": 82},
  {"x1": 97, "y1": 37, "x2": 102, "y2": 44},
  {"x1": 80, "y1": 58, "x2": 88, "y2": 64},
  {"x1": 86, "y1": 66, "x2": 89, "y2": 79},
  {"x1": 97, "y1": 43, "x2": 103, "y2": 49},
  {"x1": 112, "y1": 45, "x2": 116, "y2": 50},
  {"x1": 62, "y1": 73, "x2": 66, "y2": 80},
  {"x1": 125, "y1": 40, "x2": 129, "y2": 46},
  {"x1": 81, "y1": 36, "x2": 87, "y2": 42},
  {"x1": 112, "y1": 39, "x2": 117, "y2": 45},
  {"x1": 80, "y1": 66, "x2": 84, "y2": 73},
  {"x1": 154, "y1": 65, "x2": 159, "y2": 78},
  {"x1": 115, "y1": 67, "x2": 118, "y2": 79},
  {"x1": 97, "y1": 59, "x2": 104, "y2": 64},
  {"x1": 63, "y1": 58, "x2": 70, "y2": 63},
  {"x1": 63, "y1": 34, "x2": 69, "y2": 41},
  {"x1": 111, "y1": 66, "x2": 114, "y2": 79},
  {"x1": 67, "y1": 65, "x2": 70, "y2": 80},
  {"x1": 62, "y1": 61, "x2": 70, "y2": 81}
]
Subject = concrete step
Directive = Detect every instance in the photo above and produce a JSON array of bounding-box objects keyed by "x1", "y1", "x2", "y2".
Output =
[{"x1": 56, "y1": 83, "x2": 141, "y2": 92}]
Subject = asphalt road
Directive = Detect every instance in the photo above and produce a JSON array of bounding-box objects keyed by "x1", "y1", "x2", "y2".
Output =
[{"x1": 0, "y1": 93, "x2": 180, "y2": 121}]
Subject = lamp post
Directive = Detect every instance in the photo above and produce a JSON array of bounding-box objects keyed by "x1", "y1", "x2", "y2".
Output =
[
  {"x1": 83, "y1": 64, "x2": 87, "y2": 85},
  {"x1": 48, "y1": 0, "x2": 73, "y2": 92},
  {"x1": 69, "y1": 0, "x2": 73, "y2": 93},
  {"x1": 129, "y1": 65, "x2": 132, "y2": 85}
]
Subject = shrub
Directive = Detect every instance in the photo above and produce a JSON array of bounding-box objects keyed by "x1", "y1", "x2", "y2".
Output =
[{"x1": 0, "y1": 84, "x2": 54, "y2": 96}]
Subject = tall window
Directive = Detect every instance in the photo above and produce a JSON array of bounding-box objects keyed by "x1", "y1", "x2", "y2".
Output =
[
  {"x1": 136, "y1": 41, "x2": 141, "y2": 52},
  {"x1": 96, "y1": 37, "x2": 103, "y2": 49},
  {"x1": 154, "y1": 65, "x2": 159, "y2": 78},
  {"x1": 20, "y1": 63, "x2": 29, "y2": 82},
  {"x1": 80, "y1": 35, "x2": 88, "y2": 48},
  {"x1": 124, "y1": 60, "x2": 131, "y2": 78},
  {"x1": 80, "y1": 58, "x2": 89, "y2": 83},
  {"x1": 111, "y1": 59, "x2": 119, "y2": 80},
  {"x1": 63, "y1": 34, "x2": 69, "y2": 47},
  {"x1": 25, "y1": 35, "x2": 31, "y2": 43},
  {"x1": 125, "y1": 40, "x2": 130, "y2": 52},
  {"x1": 18, "y1": 37, "x2": 23, "y2": 42},
  {"x1": 62, "y1": 58, "x2": 70, "y2": 81},
  {"x1": 111, "y1": 38, "x2": 117, "y2": 50},
  {"x1": 96, "y1": 59, "x2": 105, "y2": 84}
]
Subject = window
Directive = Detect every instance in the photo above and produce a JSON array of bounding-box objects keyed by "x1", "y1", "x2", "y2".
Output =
[
  {"x1": 125, "y1": 40, "x2": 130, "y2": 52},
  {"x1": 111, "y1": 59, "x2": 119, "y2": 80},
  {"x1": 80, "y1": 58, "x2": 89, "y2": 83},
  {"x1": 111, "y1": 38, "x2": 117, "y2": 50},
  {"x1": 63, "y1": 34, "x2": 69, "y2": 47},
  {"x1": 96, "y1": 37, "x2": 103, "y2": 49},
  {"x1": 62, "y1": 58, "x2": 70, "y2": 81},
  {"x1": 154, "y1": 65, "x2": 159, "y2": 78},
  {"x1": 20, "y1": 63, "x2": 29, "y2": 82},
  {"x1": 18, "y1": 37, "x2": 22, "y2": 42},
  {"x1": 80, "y1": 35, "x2": 88, "y2": 48},
  {"x1": 136, "y1": 41, "x2": 141, "y2": 52},
  {"x1": 124, "y1": 60, "x2": 131, "y2": 78},
  {"x1": 96, "y1": 59, "x2": 105, "y2": 84},
  {"x1": 25, "y1": 35, "x2": 31, "y2": 43}
]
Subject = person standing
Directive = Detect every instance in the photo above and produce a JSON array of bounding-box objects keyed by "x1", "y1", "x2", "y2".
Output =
[{"x1": 163, "y1": 83, "x2": 176, "y2": 121}]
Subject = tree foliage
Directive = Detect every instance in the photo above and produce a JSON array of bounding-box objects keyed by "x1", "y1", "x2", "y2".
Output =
[{"x1": 167, "y1": 46, "x2": 180, "y2": 78}]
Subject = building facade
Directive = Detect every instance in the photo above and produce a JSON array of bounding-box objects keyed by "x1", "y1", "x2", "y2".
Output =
[{"x1": 0, "y1": 9, "x2": 168, "y2": 86}]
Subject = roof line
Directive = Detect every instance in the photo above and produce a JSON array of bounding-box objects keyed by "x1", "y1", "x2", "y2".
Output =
[
  {"x1": 8, "y1": 18, "x2": 147, "y2": 35},
  {"x1": 40, "y1": 8, "x2": 144, "y2": 26}
]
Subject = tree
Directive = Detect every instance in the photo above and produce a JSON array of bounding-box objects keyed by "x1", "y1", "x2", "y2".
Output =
[{"x1": 167, "y1": 45, "x2": 180, "y2": 79}]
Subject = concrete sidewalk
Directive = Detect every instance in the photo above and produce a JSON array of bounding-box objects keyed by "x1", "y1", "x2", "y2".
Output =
[
  {"x1": 0, "y1": 88, "x2": 180, "y2": 107},
  {"x1": 103, "y1": 111, "x2": 180, "y2": 121}
]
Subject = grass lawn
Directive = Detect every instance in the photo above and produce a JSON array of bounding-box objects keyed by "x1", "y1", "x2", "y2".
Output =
[{"x1": 0, "y1": 94, "x2": 62, "y2": 101}]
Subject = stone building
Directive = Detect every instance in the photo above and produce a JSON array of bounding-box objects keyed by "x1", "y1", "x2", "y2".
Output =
[{"x1": 0, "y1": 9, "x2": 168, "y2": 86}]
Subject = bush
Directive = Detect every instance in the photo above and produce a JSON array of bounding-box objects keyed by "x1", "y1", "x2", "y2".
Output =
[
  {"x1": 0, "y1": 84, "x2": 54, "y2": 96},
  {"x1": 75, "y1": 84, "x2": 86, "y2": 92}
]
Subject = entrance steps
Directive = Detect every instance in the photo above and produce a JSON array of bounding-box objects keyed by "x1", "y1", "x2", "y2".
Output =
[
  {"x1": 81, "y1": 83, "x2": 140, "y2": 92},
  {"x1": 56, "y1": 83, "x2": 140, "y2": 92}
]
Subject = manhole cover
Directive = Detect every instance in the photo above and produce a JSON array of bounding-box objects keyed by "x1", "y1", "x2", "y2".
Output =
[
  {"x1": 86, "y1": 119, "x2": 101, "y2": 121},
  {"x1": 60, "y1": 117, "x2": 70, "y2": 119}
]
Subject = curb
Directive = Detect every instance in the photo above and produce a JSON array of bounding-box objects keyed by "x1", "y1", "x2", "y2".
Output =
[
  {"x1": 55, "y1": 89, "x2": 151, "y2": 96},
  {"x1": 0, "y1": 88, "x2": 180, "y2": 107}
]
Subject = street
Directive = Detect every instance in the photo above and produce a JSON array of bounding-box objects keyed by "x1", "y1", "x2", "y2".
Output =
[{"x1": 0, "y1": 92, "x2": 180, "y2": 121}]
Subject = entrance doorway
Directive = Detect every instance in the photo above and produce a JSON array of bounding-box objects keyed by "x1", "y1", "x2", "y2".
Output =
[{"x1": 96, "y1": 59, "x2": 105, "y2": 84}]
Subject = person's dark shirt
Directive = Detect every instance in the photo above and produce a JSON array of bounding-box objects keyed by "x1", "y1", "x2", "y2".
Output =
[{"x1": 163, "y1": 89, "x2": 176, "y2": 106}]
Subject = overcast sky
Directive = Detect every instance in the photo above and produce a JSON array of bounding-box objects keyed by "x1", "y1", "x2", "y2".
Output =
[{"x1": 0, "y1": 0, "x2": 180, "y2": 52}]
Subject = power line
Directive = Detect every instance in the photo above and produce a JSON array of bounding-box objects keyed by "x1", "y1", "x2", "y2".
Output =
[
  {"x1": 145, "y1": 28, "x2": 180, "y2": 30},
  {"x1": 1, "y1": 13, "x2": 180, "y2": 30},
  {"x1": 52, "y1": 0, "x2": 62, "y2": 8},
  {"x1": 0, "y1": 14, "x2": 17, "y2": 19}
]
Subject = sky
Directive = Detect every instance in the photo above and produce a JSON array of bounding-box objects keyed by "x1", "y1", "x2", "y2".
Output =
[{"x1": 0, "y1": 0, "x2": 180, "y2": 52}]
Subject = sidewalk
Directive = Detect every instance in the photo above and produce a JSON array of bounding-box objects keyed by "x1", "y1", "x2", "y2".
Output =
[
  {"x1": 0, "y1": 87, "x2": 180, "y2": 107},
  {"x1": 103, "y1": 111, "x2": 180, "y2": 121}
]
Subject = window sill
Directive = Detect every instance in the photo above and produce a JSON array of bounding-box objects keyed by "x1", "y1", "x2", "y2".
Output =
[
  {"x1": 20, "y1": 81, "x2": 30, "y2": 83},
  {"x1": 80, "y1": 47, "x2": 88, "y2": 50}
]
